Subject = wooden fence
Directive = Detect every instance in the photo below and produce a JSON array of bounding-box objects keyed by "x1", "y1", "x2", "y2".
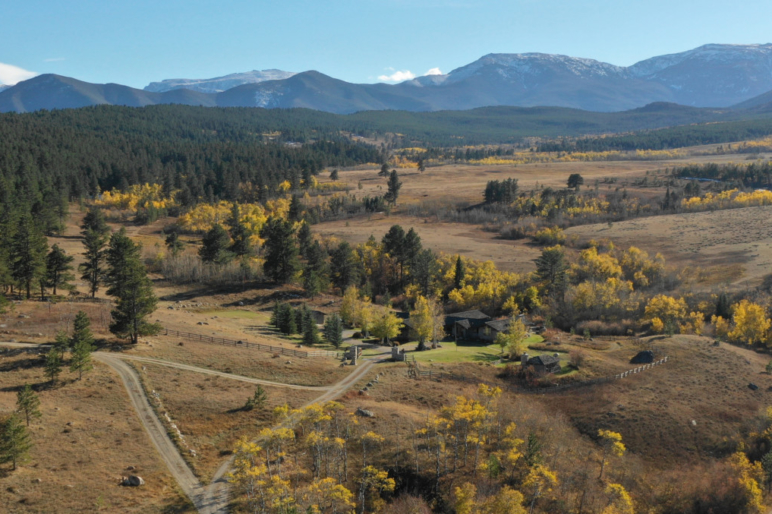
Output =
[
  {"x1": 163, "y1": 328, "x2": 341, "y2": 359},
  {"x1": 415, "y1": 356, "x2": 670, "y2": 395}
]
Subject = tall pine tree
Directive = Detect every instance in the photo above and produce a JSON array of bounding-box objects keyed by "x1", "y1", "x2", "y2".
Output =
[
  {"x1": 10, "y1": 215, "x2": 48, "y2": 299},
  {"x1": 45, "y1": 244, "x2": 75, "y2": 296},
  {"x1": 260, "y1": 217, "x2": 299, "y2": 284}
]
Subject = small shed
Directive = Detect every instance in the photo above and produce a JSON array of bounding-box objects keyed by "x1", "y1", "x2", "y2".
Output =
[
  {"x1": 526, "y1": 354, "x2": 562, "y2": 374},
  {"x1": 630, "y1": 350, "x2": 654, "y2": 364},
  {"x1": 309, "y1": 310, "x2": 328, "y2": 325}
]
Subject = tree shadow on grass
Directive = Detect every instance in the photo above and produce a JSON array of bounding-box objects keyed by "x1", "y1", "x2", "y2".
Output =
[{"x1": 471, "y1": 352, "x2": 501, "y2": 363}]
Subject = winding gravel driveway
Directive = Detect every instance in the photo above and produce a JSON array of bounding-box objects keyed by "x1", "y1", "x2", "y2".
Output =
[{"x1": 1, "y1": 341, "x2": 377, "y2": 513}]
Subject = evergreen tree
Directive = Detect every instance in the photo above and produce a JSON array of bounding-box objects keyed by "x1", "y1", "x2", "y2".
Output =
[
  {"x1": 71, "y1": 311, "x2": 94, "y2": 351},
  {"x1": 379, "y1": 163, "x2": 390, "y2": 177},
  {"x1": 297, "y1": 222, "x2": 313, "y2": 259},
  {"x1": 330, "y1": 169, "x2": 339, "y2": 181},
  {"x1": 45, "y1": 350, "x2": 62, "y2": 385},
  {"x1": 276, "y1": 303, "x2": 297, "y2": 335},
  {"x1": 288, "y1": 195, "x2": 303, "y2": 222},
  {"x1": 323, "y1": 314, "x2": 344, "y2": 348},
  {"x1": 165, "y1": 231, "x2": 184, "y2": 258},
  {"x1": 108, "y1": 254, "x2": 161, "y2": 345},
  {"x1": 260, "y1": 217, "x2": 299, "y2": 284},
  {"x1": 70, "y1": 337, "x2": 93, "y2": 380},
  {"x1": 199, "y1": 224, "x2": 233, "y2": 265},
  {"x1": 716, "y1": 292, "x2": 732, "y2": 319},
  {"x1": 53, "y1": 330, "x2": 69, "y2": 358},
  {"x1": 384, "y1": 170, "x2": 402, "y2": 205},
  {"x1": 244, "y1": 385, "x2": 268, "y2": 411},
  {"x1": 453, "y1": 255, "x2": 466, "y2": 290},
  {"x1": 105, "y1": 228, "x2": 142, "y2": 299},
  {"x1": 411, "y1": 249, "x2": 438, "y2": 297},
  {"x1": 79, "y1": 228, "x2": 109, "y2": 298},
  {"x1": 303, "y1": 270, "x2": 322, "y2": 299},
  {"x1": 567, "y1": 173, "x2": 584, "y2": 190},
  {"x1": 16, "y1": 385, "x2": 41, "y2": 427},
  {"x1": 270, "y1": 300, "x2": 281, "y2": 327},
  {"x1": 10, "y1": 215, "x2": 48, "y2": 299},
  {"x1": 303, "y1": 241, "x2": 329, "y2": 298},
  {"x1": 45, "y1": 244, "x2": 74, "y2": 296},
  {"x1": 0, "y1": 414, "x2": 32, "y2": 470},
  {"x1": 535, "y1": 246, "x2": 567, "y2": 296},
  {"x1": 418, "y1": 158, "x2": 425, "y2": 172},
  {"x1": 80, "y1": 207, "x2": 110, "y2": 237},
  {"x1": 226, "y1": 204, "x2": 252, "y2": 257},
  {"x1": 330, "y1": 242, "x2": 359, "y2": 292},
  {"x1": 303, "y1": 308, "x2": 321, "y2": 346}
]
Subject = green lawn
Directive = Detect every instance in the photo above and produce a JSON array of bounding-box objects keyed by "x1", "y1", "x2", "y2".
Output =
[{"x1": 395, "y1": 334, "x2": 545, "y2": 364}]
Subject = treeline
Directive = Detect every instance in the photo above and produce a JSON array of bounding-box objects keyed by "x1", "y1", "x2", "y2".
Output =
[
  {"x1": 536, "y1": 117, "x2": 772, "y2": 153},
  {"x1": 672, "y1": 161, "x2": 772, "y2": 188},
  {"x1": 0, "y1": 106, "x2": 382, "y2": 205}
]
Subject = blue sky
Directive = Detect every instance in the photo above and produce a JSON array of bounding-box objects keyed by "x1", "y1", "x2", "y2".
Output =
[{"x1": 1, "y1": 0, "x2": 771, "y2": 87}]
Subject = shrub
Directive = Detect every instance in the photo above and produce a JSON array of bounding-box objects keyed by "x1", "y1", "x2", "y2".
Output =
[
  {"x1": 569, "y1": 349, "x2": 586, "y2": 369},
  {"x1": 576, "y1": 319, "x2": 636, "y2": 337}
]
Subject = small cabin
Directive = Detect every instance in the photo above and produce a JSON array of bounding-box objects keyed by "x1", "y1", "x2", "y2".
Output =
[{"x1": 523, "y1": 353, "x2": 562, "y2": 374}]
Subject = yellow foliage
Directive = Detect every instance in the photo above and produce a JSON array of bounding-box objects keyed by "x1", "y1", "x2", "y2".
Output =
[
  {"x1": 573, "y1": 247, "x2": 622, "y2": 282},
  {"x1": 712, "y1": 315, "x2": 731, "y2": 340},
  {"x1": 454, "y1": 482, "x2": 477, "y2": 514},
  {"x1": 598, "y1": 429, "x2": 626, "y2": 457},
  {"x1": 729, "y1": 452, "x2": 765, "y2": 514},
  {"x1": 441, "y1": 255, "x2": 521, "y2": 312},
  {"x1": 682, "y1": 188, "x2": 772, "y2": 211},
  {"x1": 729, "y1": 299, "x2": 771, "y2": 346},
  {"x1": 619, "y1": 246, "x2": 664, "y2": 288},
  {"x1": 95, "y1": 183, "x2": 175, "y2": 211},
  {"x1": 602, "y1": 483, "x2": 635, "y2": 514},
  {"x1": 644, "y1": 295, "x2": 690, "y2": 333}
]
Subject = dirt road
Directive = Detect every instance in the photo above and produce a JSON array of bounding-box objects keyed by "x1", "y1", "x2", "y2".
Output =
[
  {"x1": 0, "y1": 341, "x2": 377, "y2": 513},
  {"x1": 114, "y1": 354, "x2": 330, "y2": 391},
  {"x1": 93, "y1": 353, "x2": 213, "y2": 512},
  {"x1": 200, "y1": 359, "x2": 376, "y2": 513}
]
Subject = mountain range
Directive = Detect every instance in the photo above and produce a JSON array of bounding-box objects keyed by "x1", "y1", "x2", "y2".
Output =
[{"x1": 3, "y1": 44, "x2": 772, "y2": 114}]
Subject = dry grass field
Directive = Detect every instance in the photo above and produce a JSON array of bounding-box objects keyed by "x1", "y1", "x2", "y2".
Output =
[
  {"x1": 0, "y1": 349, "x2": 192, "y2": 513},
  {"x1": 138, "y1": 363, "x2": 319, "y2": 482},
  {"x1": 349, "y1": 334, "x2": 772, "y2": 469},
  {"x1": 566, "y1": 205, "x2": 772, "y2": 290},
  {"x1": 121, "y1": 335, "x2": 348, "y2": 387}
]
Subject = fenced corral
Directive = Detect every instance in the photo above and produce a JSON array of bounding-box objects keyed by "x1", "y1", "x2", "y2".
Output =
[{"x1": 162, "y1": 328, "x2": 341, "y2": 359}]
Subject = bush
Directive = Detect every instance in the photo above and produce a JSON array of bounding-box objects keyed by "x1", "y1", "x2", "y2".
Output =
[
  {"x1": 576, "y1": 319, "x2": 637, "y2": 337},
  {"x1": 569, "y1": 349, "x2": 586, "y2": 369}
]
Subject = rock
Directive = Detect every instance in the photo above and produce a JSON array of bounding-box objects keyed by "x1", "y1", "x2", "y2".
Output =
[
  {"x1": 32, "y1": 478, "x2": 41, "y2": 483},
  {"x1": 630, "y1": 351, "x2": 654, "y2": 364},
  {"x1": 285, "y1": 361, "x2": 292, "y2": 365},
  {"x1": 126, "y1": 465, "x2": 136, "y2": 471},
  {"x1": 197, "y1": 321, "x2": 204, "y2": 325},
  {"x1": 366, "y1": 382, "x2": 373, "y2": 387},
  {"x1": 189, "y1": 449, "x2": 197, "y2": 456},
  {"x1": 122, "y1": 475, "x2": 145, "y2": 487},
  {"x1": 167, "y1": 306, "x2": 174, "y2": 310},
  {"x1": 749, "y1": 383, "x2": 759, "y2": 391},
  {"x1": 356, "y1": 407, "x2": 375, "y2": 418},
  {"x1": 691, "y1": 420, "x2": 697, "y2": 426},
  {"x1": 239, "y1": 301, "x2": 244, "y2": 306}
]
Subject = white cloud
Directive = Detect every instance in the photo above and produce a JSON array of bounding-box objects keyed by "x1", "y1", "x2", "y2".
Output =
[
  {"x1": 43, "y1": 57, "x2": 66, "y2": 62},
  {"x1": 424, "y1": 67, "x2": 443, "y2": 76},
  {"x1": 0, "y1": 62, "x2": 37, "y2": 85},
  {"x1": 377, "y1": 70, "x2": 416, "y2": 82}
]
